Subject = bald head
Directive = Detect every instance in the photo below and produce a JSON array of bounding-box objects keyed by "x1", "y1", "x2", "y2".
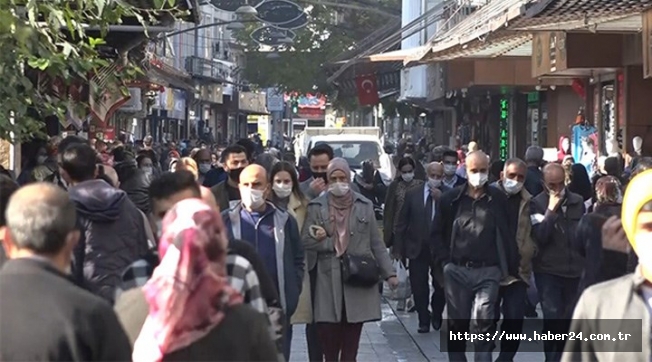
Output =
[
  {"x1": 239, "y1": 164, "x2": 269, "y2": 211},
  {"x1": 466, "y1": 151, "x2": 489, "y2": 170},
  {"x1": 5, "y1": 183, "x2": 77, "y2": 255},
  {"x1": 426, "y1": 162, "x2": 444, "y2": 180},
  {"x1": 240, "y1": 164, "x2": 268, "y2": 188},
  {"x1": 543, "y1": 163, "x2": 566, "y2": 194}
]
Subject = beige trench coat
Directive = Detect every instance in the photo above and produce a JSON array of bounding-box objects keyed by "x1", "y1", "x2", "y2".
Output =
[
  {"x1": 301, "y1": 193, "x2": 394, "y2": 324},
  {"x1": 286, "y1": 194, "x2": 313, "y2": 324}
]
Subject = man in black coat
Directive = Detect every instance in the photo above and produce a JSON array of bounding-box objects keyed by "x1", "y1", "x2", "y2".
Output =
[
  {"x1": 434, "y1": 151, "x2": 520, "y2": 362},
  {"x1": 0, "y1": 183, "x2": 131, "y2": 361}
]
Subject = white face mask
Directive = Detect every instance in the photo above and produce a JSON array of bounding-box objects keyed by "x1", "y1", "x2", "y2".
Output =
[
  {"x1": 241, "y1": 188, "x2": 266, "y2": 209},
  {"x1": 444, "y1": 164, "x2": 457, "y2": 176},
  {"x1": 155, "y1": 220, "x2": 163, "y2": 239},
  {"x1": 401, "y1": 172, "x2": 415, "y2": 182},
  {"x1": 198, "y1": 163, "x2": 211, "y2": 174},
  {"x1": 503, "y1": 178, "x2": 523, "y2": 195},
  {"x1": 468, "y1": 172, "x2": 488, "y2": 188},
  {"x1": 329, "y1": 182, "x2": 350, "y2": 197},
  {"x1": 273, "y1": 183, "x2": 293, "y2": 199},
  {"x1": 428, "y1": 178, "x2": 441, "y2": 189},
  {"x1": 37, "y1": 155, "x2": 47, "y2": 164}
]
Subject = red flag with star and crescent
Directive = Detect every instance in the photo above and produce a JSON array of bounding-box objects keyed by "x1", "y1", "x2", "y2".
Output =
[{"x1": 355, "y1": 74, "x2": 379, "y2": 106}]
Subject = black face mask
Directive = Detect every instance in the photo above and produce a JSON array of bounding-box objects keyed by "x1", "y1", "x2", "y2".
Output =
[
  {"x1": 312, "y1": 172, "x2": 328, "y2": 183},
  {"x1": 228, "y1": 167, "x2": 244, "y2": 182}
]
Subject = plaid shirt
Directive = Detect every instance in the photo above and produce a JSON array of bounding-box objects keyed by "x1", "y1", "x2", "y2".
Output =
[{"x1": 115, "y1": 254, "x2": 267, "y2": 315}]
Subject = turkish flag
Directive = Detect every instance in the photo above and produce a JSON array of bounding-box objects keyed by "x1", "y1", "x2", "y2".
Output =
[{"x1": 355, "y1": 75, "x2": 379, "y2": 106}]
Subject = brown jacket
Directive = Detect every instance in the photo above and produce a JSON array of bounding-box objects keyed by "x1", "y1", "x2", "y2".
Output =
[
  {"x1": 114, "y1": 288, "x2": 278, "y2": 361},
  {"x1": 493, "y1": 181, "x2": 537, "y2": 285}
]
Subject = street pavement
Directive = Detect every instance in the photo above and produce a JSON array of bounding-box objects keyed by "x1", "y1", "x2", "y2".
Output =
[{"x1": 290, "y1": 297, "x2": 546, "y2": 362}]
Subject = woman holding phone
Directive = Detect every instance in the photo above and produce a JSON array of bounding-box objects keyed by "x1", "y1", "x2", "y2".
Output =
[{"x1": 301, "y1": 157, "x2": 397, "y2": 361}]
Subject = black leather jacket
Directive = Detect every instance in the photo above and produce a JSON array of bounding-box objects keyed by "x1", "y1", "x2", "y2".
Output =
[{"x1": 113, "y1": 160, "x2": 151, "y2": 214}]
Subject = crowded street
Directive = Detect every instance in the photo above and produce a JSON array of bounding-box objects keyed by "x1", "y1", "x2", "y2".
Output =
[{"x1": 2, "y1": 0, "x2": 652, "y2": 361}]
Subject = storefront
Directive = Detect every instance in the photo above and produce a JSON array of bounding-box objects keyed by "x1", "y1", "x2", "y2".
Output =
[
  {"x1": 148, "y1": 87, "x2": 188, "y2": 142},
  {"x1": 237, "y1": 91, "x2": 268, "y2": 141},
  {"x1": 196, "y1": 84, "x2": 223, "y2": 142}
]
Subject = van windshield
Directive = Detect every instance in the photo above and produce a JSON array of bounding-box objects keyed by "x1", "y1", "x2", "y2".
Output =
[{"x1": 313, "y1": 140, "x2": 381, "y2": 169}]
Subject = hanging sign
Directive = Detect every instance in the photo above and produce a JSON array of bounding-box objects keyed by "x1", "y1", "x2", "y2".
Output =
[
  {"x1": 210, "y1": 0, "x2": 264, "y2": 12},
  {"x1": 255, "y1": 0, "x2": 304, "y2": 24},
  {"x1": 250, "y1": 26, "x2": 296, "y2": 47},
  {"x1": 499, "y1": 98, "x2": 510, "y2": 161},
  {"x1": 274, "y1": 12, "x2": 309, "y2": 30}
]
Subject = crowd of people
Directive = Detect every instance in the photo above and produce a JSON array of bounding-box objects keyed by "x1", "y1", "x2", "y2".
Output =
[{"x1": 0, "y1": 132, "x2": 650, "y2": 362}]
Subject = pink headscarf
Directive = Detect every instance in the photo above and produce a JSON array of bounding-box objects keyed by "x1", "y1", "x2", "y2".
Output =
[
  {"x1": 327, "y1": 157, "x2": 354, "y2": 257},
  {"x1": 132, "y1": 199, "x2": 243, "y2": 362}
]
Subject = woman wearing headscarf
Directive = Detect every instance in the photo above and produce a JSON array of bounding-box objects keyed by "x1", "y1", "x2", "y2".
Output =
[
  {"x1": 114, "y1": 199, "x2": 276, "y2": 361},
  {"x1": 302, "y1": 158, "x2": 397, "y2": 362},
  {"x1": 574, "y1": 176, "x2": 628, "y2": 296},
  {"x1": 568, "y1": 163, "x2": 593, "y2": 202}
]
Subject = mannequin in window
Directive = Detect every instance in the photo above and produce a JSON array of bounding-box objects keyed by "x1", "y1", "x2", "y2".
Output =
[{"x1": 633, "y1": 136, "x2": 644, "y2": 157}]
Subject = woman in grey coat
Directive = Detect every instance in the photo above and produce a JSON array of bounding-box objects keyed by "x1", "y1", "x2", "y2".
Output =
[{"x1": 302, "y1": 157, "x2": 397, "y2": 361}]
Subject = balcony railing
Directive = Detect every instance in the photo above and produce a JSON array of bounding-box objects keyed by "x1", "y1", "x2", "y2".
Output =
[{"x1": 184, "y1": 56, "x2": 232, "y2": 81}]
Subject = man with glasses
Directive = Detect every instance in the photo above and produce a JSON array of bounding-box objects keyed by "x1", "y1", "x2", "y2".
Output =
[{"x1": 530, "y1": 163, "x2": 585, "y2": 362}]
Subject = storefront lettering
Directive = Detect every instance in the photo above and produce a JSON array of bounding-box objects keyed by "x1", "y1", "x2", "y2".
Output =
[
  {"x1": 549, "y1": 33, "x2": 557, "y2": 72},
  {"x1": 499, "y1": 98, "x2": 509, "y2": 161}
]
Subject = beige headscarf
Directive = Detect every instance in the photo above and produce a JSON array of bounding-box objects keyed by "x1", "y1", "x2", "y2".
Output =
[{"x1": 327, "y1": 157, "x2": 353, "y2": 257}]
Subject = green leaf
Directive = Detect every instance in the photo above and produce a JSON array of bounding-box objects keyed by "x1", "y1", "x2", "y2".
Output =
[
  {"x1": 95, "y1": 0, "x2": 107, "y2": 15},
  {"x1": 27, "y1": 58, "x2": 51, "y2": 70}
]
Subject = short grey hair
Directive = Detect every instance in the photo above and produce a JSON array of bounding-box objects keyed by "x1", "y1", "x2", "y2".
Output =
[
  {"x1": 504, "y1": 158, "x2": 526, "y2": 172},
  {"x1": 525, "y1": 146, "x2": 544, "y2": 163},
  {"x1": 5, "y1": 183, "x2": 77, "y2": 254}
]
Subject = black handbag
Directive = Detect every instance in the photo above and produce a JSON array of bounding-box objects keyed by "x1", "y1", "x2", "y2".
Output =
[{"x1": 341, "y1": 253, "x2": 380, "y2": 287}]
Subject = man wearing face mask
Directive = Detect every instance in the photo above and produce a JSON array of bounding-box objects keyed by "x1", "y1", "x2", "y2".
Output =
[
  {"x1": 490, "y1": 158, "x2": 536, "y2": 361},
  {"x1": 530, "y1": 163, "x2": 585, "y2": 362},
  {"x1": 441, "y1": 149, "x2": 467, "y2": 188},
  {"x1": 211, "y1": 144, "x2": 250, "y2": 211},
  {"x1": 395, "y1": 162, "x2": 449, "y2": 333},
  {"x1": 222, "y1": 164, "x2": 305, "y2": 362},
  {"x1": 435, "y1": 151, "x2": 519, "y2": 362},
  {"x1": 192, "y1": 148, "x2": 213, "y2": 185}
]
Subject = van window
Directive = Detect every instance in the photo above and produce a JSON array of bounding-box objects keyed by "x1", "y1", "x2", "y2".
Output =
[{"x1": 313, "y1": 141, "x2": 381, "y2": 169}]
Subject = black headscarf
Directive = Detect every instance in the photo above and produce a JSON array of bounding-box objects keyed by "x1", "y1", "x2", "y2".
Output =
[{"x1": 568, "y1": 164, "x2": 593, "y2": 201}]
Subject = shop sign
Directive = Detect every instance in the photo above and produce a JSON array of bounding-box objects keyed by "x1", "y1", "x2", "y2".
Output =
[
  {"x1": 532, "y1": 32, "x2": 567, "y2": 78},
  {"x1": 171, "y1": 89, "x2": 186, "y2": 120},
  {"x1": 266, "y1": 87, "x2": 285, "y2": 112},
  {"x1": 200, "y1": 84, "x2": 223, "y2": 104},
  {"x1": 238, "y1": 91, "x2": 268, "y2": 114},
  {"x1": 499, "y1": 97, "x2": 510, "y2": 161},
  {"x1": 119, "y1": 88, "x2": 143, "y2": 112},
  {"x1": 643, "y1": 8, "x2": 652, "y2": 78}
]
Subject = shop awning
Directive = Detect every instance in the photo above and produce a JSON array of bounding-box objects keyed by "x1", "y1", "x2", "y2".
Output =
[
  {"x1": 426, "y1": 33, "x2": 532, "y2": 61},
  {"x1": 406, "y1": 0, "x2": 529, "y2": 66},
  {"x1": 513, "y1": 0, "x2": 652, "y2": 31}
]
